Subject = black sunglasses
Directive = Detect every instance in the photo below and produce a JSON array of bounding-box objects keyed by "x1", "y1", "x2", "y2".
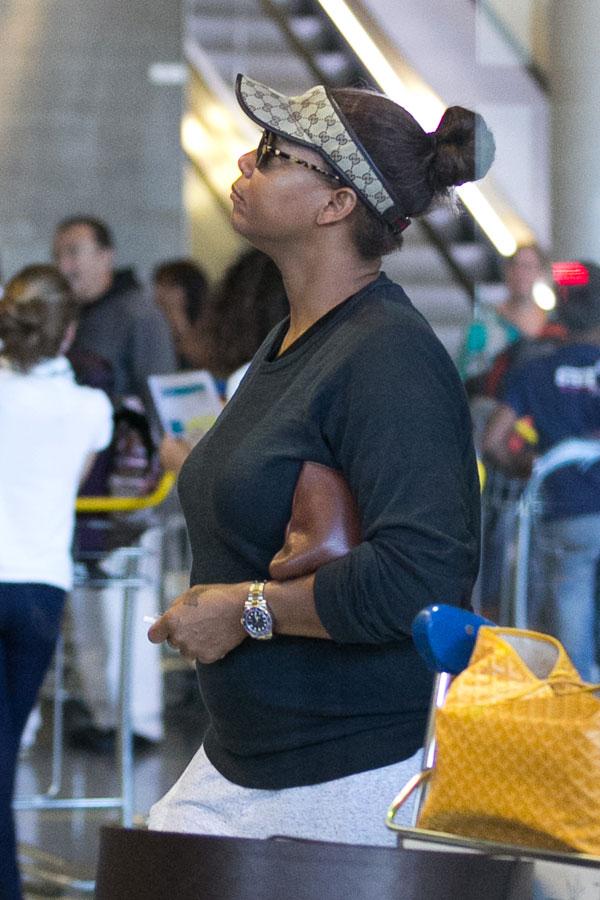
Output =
[{"x1": 255, "y1": 131, "x2": 342, "y2": 183}]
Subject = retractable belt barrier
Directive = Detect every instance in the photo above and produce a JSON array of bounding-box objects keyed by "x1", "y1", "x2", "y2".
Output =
[{"x1": 75, "y1": 471, "x2": 175, "y2": 513}]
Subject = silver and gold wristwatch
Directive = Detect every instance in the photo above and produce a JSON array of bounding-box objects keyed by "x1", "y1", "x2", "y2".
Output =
[{"x1": 241, "y1": 581, "x2": 274, "y2": 640}]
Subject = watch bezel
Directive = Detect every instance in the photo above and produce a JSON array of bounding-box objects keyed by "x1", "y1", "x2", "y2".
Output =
[
  {"x1": 241, "y1": 581, "x2": 273, "y2": 640},
  {"x1": 242, "y1": 604, "x2": 273, "y2": 639}
]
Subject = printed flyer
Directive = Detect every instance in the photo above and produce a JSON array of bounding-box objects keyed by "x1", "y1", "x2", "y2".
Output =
[{"x1": 148, "y1": 370, "x2": 223, "y2": 445}]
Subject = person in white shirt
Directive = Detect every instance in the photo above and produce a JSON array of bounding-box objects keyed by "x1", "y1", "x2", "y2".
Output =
[{"x1": 0, "y1": 265, "x2": 113, "y2": 900}]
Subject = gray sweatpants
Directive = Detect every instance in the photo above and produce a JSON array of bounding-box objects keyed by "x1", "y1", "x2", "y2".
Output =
[{"x1": 148, "y1": 745, "x2": 421, "y2": 846}]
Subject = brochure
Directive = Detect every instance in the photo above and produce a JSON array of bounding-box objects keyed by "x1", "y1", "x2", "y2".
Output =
[{"x1": 148, "y1": 370, "x2": 223, "y2": 445}]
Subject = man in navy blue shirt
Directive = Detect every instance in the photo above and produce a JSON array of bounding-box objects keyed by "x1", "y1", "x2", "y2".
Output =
[{"x1": 483, "y1": 261, "x2": 600, "y2": 680}]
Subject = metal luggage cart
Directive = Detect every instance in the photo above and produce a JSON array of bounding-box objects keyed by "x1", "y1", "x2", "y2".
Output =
[
  {"x1": 386, "y1": 603, "x2": 494, "y2": 832},
  {"x1": 14, "y1": 472, "x2": 174, "y2": 893},
  {"x1": 385, "y1": 604, "x2": 600, "y2": 899}
]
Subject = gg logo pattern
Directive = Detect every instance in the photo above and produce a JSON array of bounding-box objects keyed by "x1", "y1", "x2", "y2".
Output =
[{"x1": 238, "y1": 77, "x2": 396, "y2": 216}]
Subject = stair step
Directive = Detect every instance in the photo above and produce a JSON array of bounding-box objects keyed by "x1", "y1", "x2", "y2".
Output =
[
  {"x1": 188, "y1": 15, "x2": 286, "y2": 52},
  {"x1": 188, "y1": 0, "x2": 262, "y2": 14},
  {"x1": 403, "y1": 285, "x2": 472, "y2": 322},
  {"x1": 450, "y1": 242, "x2": 497, "y2": 282},
  {"x1": 424, "y1": 206, "x2": 468, "y2": 243},
  {"x1": 270, "y1": 0, "x2": 319, "y2": 14},
  {"x1": 288, "y1": 15, "x2": 330, "y2": 48},
  {"x1": 198, "y1": 50, "x2": 325, "y2": 92},
  {"x1": 190, "y1": 10, "x2": 331, "y2": 53},
  {"x1": 385, "y1": 242, "x2": 464, "y2": 285}
]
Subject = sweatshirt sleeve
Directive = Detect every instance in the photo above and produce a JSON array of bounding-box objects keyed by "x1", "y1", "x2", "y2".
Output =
[{"x1": 313, "y1": 319, "x2": 480, "y2": 644}]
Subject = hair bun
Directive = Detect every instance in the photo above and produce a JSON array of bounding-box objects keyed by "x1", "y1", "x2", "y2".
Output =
[
  {"x1": 429, "y1": 106, "x2": 495, "y2": 191},
  {"x1": 0, "y1": 265, "x2": 76, "y2": 372},
  {"x1": 0, "y1": 299, "x2": 47, "y2": 356}
]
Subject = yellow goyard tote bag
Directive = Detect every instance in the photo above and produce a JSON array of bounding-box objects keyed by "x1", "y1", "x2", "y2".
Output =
[{"x1": 417, "y1": 626, "x2": 600, "y2": 854}]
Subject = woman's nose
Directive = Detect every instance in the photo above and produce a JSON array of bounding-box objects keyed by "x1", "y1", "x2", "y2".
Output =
[{"x1": 238, "y1": 149, "x2": 256, "y2": 178}]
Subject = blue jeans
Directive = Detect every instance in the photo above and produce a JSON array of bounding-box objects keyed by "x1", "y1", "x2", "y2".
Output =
[
  {"x1": 535, "y1": 513, "x2": 600, "y2": 682},
  {"x1": 0, "y1": 582, "x2": 65, "y2": 900}
]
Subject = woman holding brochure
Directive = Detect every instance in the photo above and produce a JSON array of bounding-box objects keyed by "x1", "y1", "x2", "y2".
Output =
[
  {"x1": 148, "y1": 74, "x2": 494, "y2": 845},
  {"x1": 157, "y1": 247, "x2": 289, "y2": 472},
  {"x1": 0, "y1": 266, "x2": 113, "y2": 899}
]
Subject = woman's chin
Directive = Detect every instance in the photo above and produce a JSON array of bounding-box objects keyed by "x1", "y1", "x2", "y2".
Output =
[
  {"x1": 230, "y1": 218, "x2": 265, "y2": 251},
  {"x1": 230, "y1": 209, "x2": 249, "y2": 237}
]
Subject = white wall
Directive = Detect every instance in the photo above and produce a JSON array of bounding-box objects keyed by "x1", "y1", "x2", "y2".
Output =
[
  {"x1": 0, "y1": 0, "x2": 185, "y2": 282},
  {"x1": 549, "y1": 0, "x2": 600, "y2": 260}
]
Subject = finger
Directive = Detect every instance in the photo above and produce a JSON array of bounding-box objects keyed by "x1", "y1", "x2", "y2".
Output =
[{"x1": 148, "y1": 614, "x2": 171, "y2": 644}]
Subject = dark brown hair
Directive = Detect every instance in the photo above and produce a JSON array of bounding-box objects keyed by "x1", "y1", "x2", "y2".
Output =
[
  {"x1": 0, "y1": 265, "x2": 78, "y2": 372},
  {"x1": 153, "y1": 258, "x2": 209, "y2": 325},
  {"x1": 330, "y1": 88, "x2": 496, "y2": 259},
  {"x1": 55, "y1": 216, "x2": 114, "y2": 249}
]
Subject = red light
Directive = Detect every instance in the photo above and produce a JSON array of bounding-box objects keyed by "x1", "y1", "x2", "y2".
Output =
[{"x1": 551, "y1": 261, "x2": 590, "y2": 286}]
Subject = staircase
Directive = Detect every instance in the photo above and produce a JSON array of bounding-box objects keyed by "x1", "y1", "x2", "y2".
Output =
[{"x1": 186, "y1": 0, "x2": 317, "y2": 96}]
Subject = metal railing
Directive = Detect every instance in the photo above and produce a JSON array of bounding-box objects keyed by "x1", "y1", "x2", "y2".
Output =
[{"x1": 469, "y1": 0, "x2": 549, "y2": 93}]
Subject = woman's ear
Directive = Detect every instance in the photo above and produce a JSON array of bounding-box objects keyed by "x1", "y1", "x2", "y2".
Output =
[
  {"x1": 316, "y1": 187, "x2": 358, "y2": 226},
  {"x1": 59, "y1": 320, "x2": 78, "y2": 355}
]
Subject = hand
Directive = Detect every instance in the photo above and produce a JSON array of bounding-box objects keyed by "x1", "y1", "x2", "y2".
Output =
[
  {"x1": 147, "y1": 583, "x2": 248, "y2": 663},
  {"x1": 159, "y1": 435, "x2": 192, "y2": 474}
]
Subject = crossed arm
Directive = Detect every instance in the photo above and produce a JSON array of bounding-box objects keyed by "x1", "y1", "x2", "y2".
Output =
[{"x1": 147, "y1": 573, "x2": 330, "y2": 663}]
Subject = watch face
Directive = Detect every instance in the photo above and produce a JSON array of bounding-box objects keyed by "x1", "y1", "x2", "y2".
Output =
[{"x1": 243, "y1": 605, "x2": 272, "y2": 638}]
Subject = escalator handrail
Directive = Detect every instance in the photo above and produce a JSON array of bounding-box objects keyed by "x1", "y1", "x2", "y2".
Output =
[{"x1": 469, "y1": 0, "x2": 548, "y2": 93}]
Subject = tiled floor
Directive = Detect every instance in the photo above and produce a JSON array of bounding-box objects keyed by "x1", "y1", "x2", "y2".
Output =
[{"x1": 15, "y1": 669, "x2": 207, "y2": 899}]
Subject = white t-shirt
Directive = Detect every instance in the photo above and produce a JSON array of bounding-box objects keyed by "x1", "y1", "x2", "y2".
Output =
[
  {"x1": 0, "y1": 356, "x2": 113, "y2": 590},
  {"x1": 225, "y1": 363, "x2": 250, "y2": 402}
]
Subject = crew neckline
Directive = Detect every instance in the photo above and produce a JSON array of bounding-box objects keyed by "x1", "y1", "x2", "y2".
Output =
[{"x1": 264, "y1": 273, "x2": 387, "y2": 366}]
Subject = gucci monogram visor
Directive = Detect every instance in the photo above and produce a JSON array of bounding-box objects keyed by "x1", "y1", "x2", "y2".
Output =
[{"x1": 235, "y1": 73, "x2": 411, "y2": 234}]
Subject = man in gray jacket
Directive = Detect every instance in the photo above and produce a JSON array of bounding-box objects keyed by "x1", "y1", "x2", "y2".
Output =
[
  {"x1": 54, "y1": 216, "x2": 176, "y2": 405},
  {"x1": 54, "y1": 216, "x2": 177, "y2": 753}
]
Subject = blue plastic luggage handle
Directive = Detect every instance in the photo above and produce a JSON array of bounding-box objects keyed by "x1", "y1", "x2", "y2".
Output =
[{"x1": 412, "y1": 604, "x2": 494, "y2": 675}]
